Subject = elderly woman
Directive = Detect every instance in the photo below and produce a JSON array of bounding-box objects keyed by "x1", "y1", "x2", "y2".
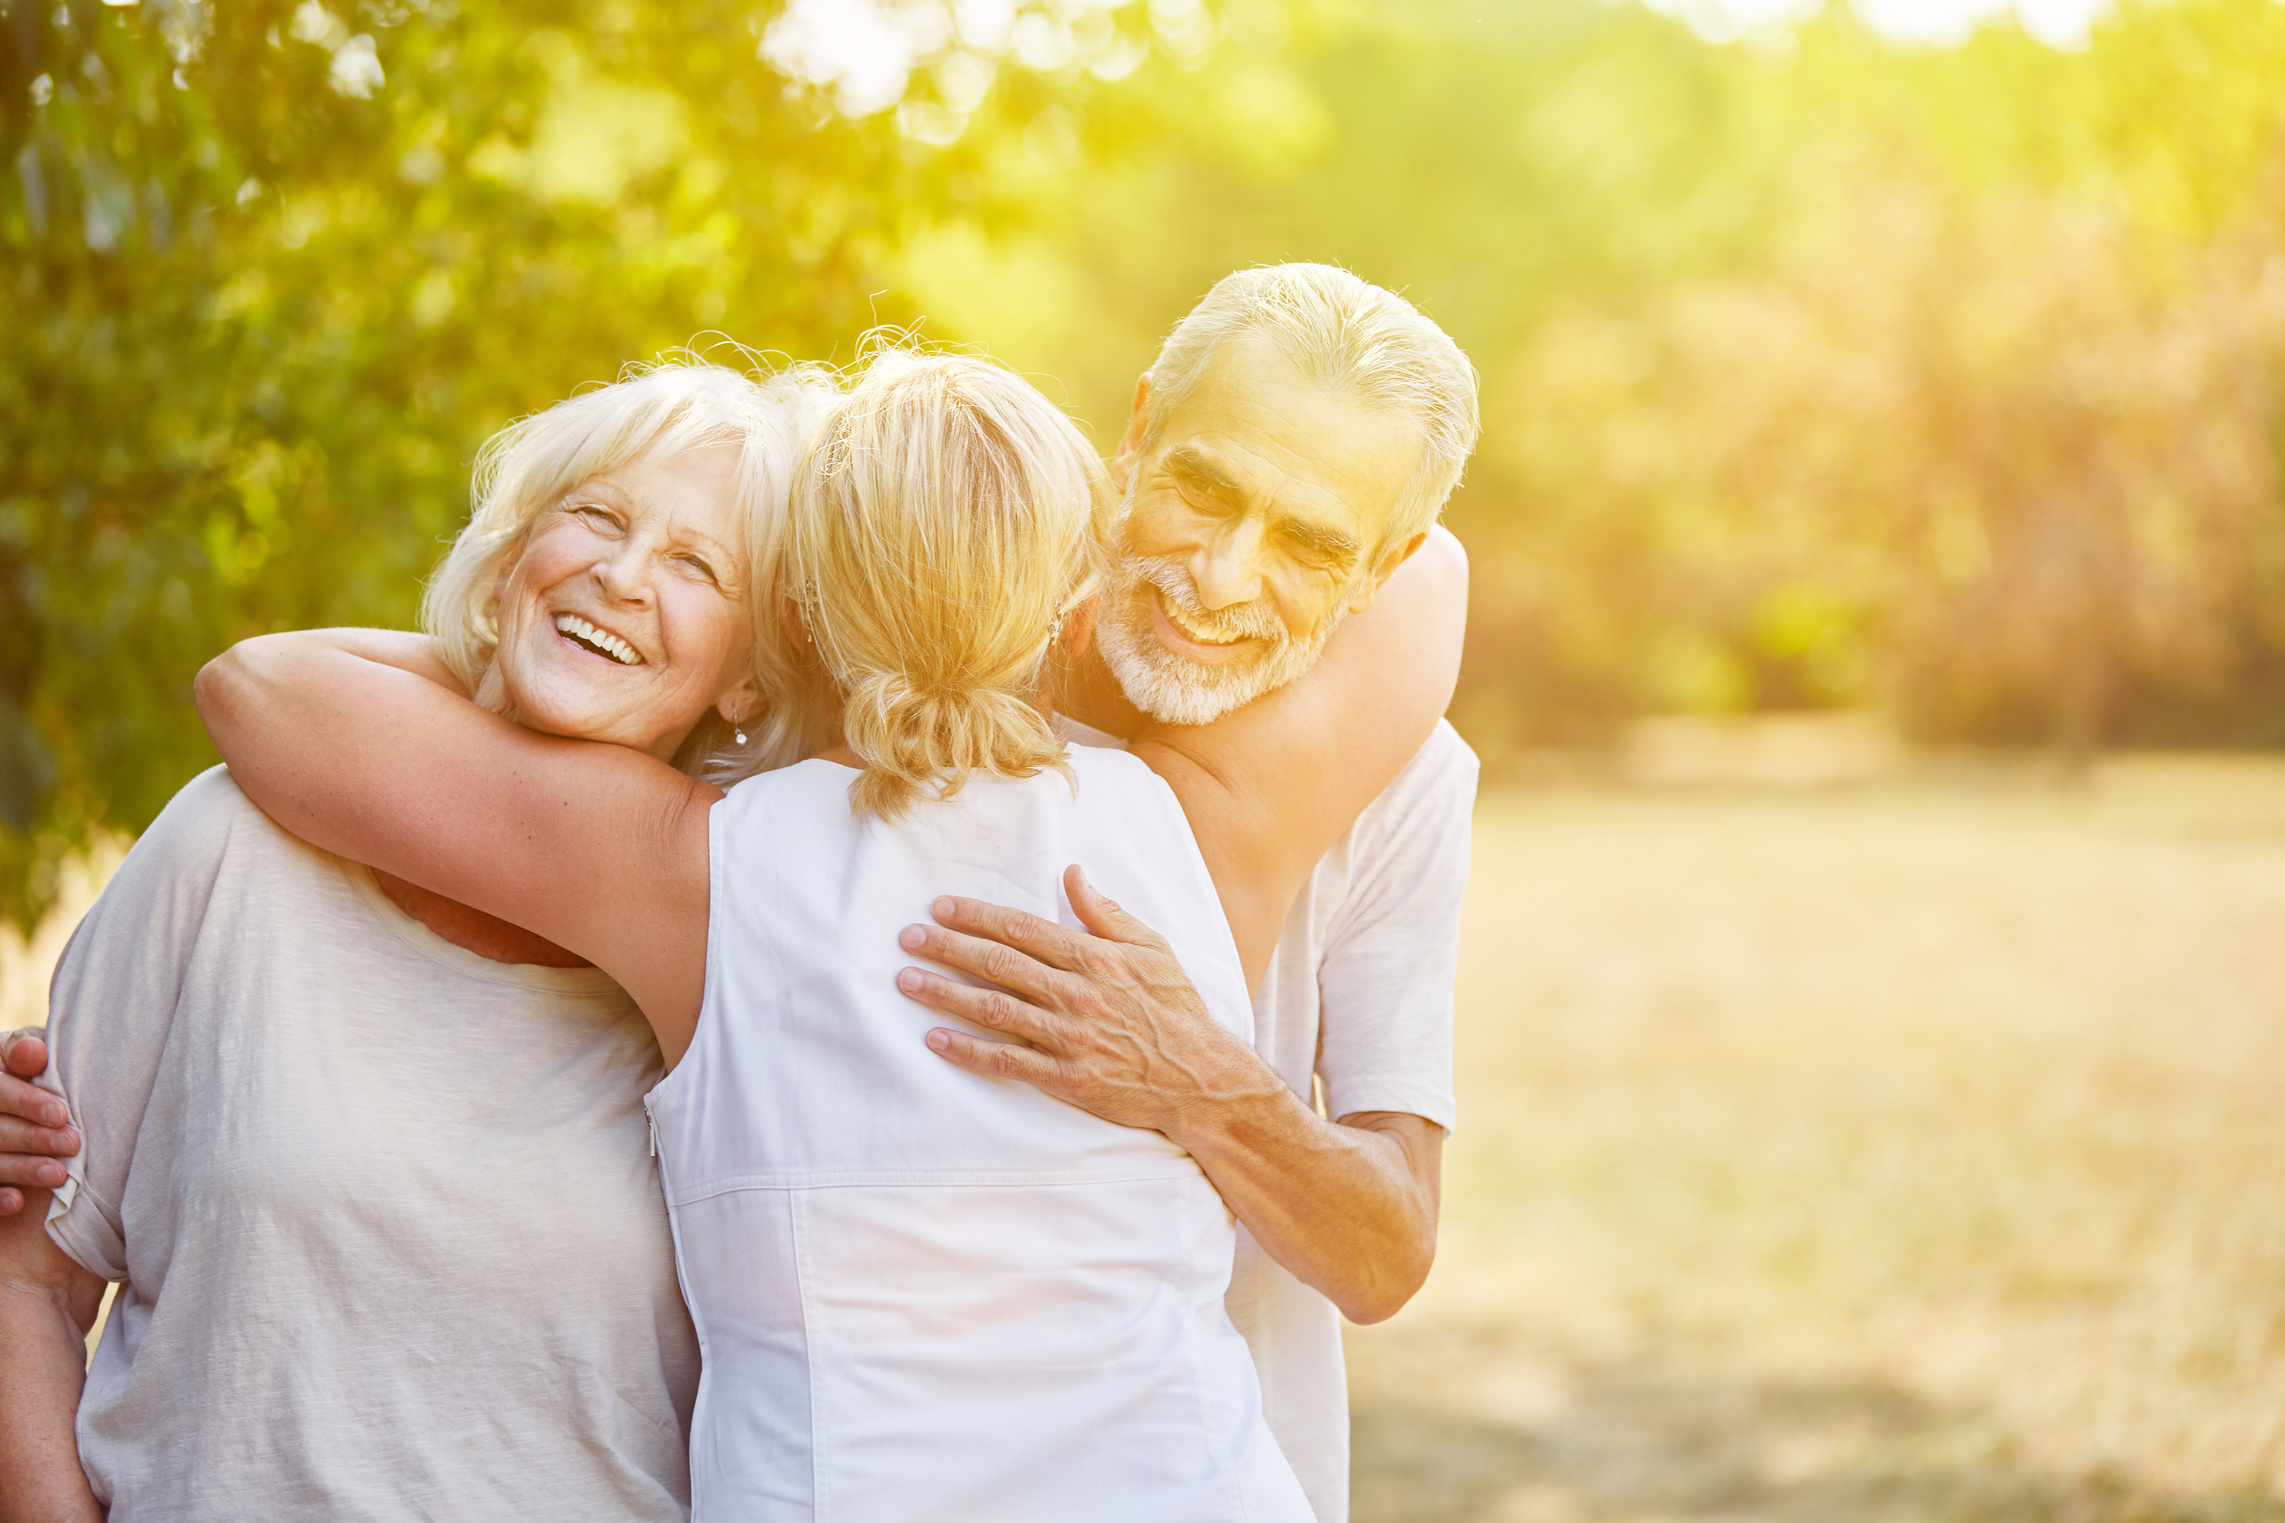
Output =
[{"x1": 0, "y1": 359, "x2": 825, "y2": 1522}]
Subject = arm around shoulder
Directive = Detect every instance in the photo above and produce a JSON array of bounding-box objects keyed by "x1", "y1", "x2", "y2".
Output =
[{"x1": 197, "y1": 629, "x2": 719, "y2": 1059}]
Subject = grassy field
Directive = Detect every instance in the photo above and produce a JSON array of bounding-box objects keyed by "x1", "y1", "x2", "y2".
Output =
[{"x1": 1349, "y1": 757, "x2": 2285, "y2": 1523}]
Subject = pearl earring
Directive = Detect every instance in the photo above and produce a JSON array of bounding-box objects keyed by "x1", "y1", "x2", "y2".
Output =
[{"x1": 733, "y1": 713, "x2": 749, "y2": 746}]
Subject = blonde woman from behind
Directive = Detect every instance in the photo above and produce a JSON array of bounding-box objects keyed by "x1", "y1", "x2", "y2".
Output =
[
  {"x1": 651, "y1": 350, "x2": 1307, "y2": 1519},
  {"x1": 196, "y1": 348, "x2": 1457, "y2": 1522}
]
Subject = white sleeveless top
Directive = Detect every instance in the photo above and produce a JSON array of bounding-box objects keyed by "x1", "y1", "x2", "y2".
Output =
[{"x1": 646, "y1": 746, "x2": 1312, "y2": 1523}]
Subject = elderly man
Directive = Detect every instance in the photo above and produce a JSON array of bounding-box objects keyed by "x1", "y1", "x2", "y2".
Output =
[
  {"x1": 0, "y1": 262, "x2": 1476, "y2": 1523},
  {"x1": 894, "y1": 262, "x2": 1480, "y2": 1523}
]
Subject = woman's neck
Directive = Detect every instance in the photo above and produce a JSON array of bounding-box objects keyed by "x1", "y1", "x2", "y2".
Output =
[{"x1": 371, "y1": 869, "x2": 593, "y2": 968}]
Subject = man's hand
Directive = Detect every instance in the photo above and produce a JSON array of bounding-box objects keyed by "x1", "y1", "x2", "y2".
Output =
[
  {"x1": 896, "y1": 865, "x2": 1442, "y2": 1324},
  {"x1": 0, "y1": 1031, "x2": 78, "y2": 1218},
  {"x1": 894, "y1": 866, "x2": 1290, "y2": 1146}
]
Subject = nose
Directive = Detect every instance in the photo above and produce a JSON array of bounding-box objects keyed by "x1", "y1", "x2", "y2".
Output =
[
  {"x1": 590, "y1": 537, "x2": 658, "y2": 606},
  {"x1": 1187, "y1": 520, "x2": 1268, "y2": 611}
]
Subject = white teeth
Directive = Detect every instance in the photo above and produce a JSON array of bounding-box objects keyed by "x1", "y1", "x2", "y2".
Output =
[
  {"x1": 553, "y1": 613, "x2": 642, "y2": 666},
  {"x1": 1158, "y1": 592, "x2": 1244, "y2": 646}
]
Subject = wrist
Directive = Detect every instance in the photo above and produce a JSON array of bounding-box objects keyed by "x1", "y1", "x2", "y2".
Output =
[{"x1": 1163, "y1": 1063, "x2": 1309, "y2": 1158}]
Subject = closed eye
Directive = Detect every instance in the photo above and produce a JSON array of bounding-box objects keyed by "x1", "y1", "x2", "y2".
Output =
[
  {"x1": 570, "y1": 502, "x2": 623, "y2": 531},
  {"x1": 674, "y1": 552, "x2": 721, "y2": 585}
]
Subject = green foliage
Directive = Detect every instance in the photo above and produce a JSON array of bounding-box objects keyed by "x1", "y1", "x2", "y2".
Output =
[{"x1": 0, "y1": 0, "x2": 993, "y2": 925}]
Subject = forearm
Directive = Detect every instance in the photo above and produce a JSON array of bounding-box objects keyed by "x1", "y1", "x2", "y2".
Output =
[
  {"x1": 0, "y1": 1284, "x2": 103, "y2": 1523},
  {"x1": 1174, "y1": 1089, "x2": 1440, "y2": 1326}
]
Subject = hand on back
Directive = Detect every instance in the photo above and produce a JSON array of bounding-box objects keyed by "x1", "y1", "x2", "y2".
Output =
[{"x1": 0, "y1": 1030, "x2": 77, "y2": 1217}]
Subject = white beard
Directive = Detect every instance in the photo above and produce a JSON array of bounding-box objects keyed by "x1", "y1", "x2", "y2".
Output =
[{"x1": 1096, "y1": 551, "x2": 1353, "y2": 727}]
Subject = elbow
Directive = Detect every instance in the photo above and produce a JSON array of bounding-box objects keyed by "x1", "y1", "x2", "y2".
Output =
[
  {"x1": 1335, "y1": 1283, "x2": 1418, "y2": 1328},
  {"x1": 193, "y1": 641, "x2": 277, "y2": 755},
  {"x1": 1331, "y1": 1236, "x2": 1437, "y2": 1327}
]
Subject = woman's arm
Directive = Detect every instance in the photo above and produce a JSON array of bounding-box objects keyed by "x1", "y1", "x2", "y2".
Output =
[
  {"x1": 1132, "y1": 525, "x2": 1469, "y2": 988},
  {"x1": 0, "y1": 1187, "x2": 108, "y2": 1523},
  {"x1": 194, "y1": 635, "x2": 714, "y2": 1062}
]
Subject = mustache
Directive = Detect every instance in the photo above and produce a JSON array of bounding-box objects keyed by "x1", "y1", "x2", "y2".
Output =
[{"x1": 1123, "y1": 556, "x2": 1284, "y2": 645}]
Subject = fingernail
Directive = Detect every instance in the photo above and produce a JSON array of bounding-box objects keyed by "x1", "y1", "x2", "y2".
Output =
[
  {"x1": 932, "y1": 896, "x2": 956, "y2": 920},
  {"x1": 38, "y1": 1162, "x2": 64, "y2": 1186},
  {"x1": 897, "y1": 968, "x2": 923, "y2": 993},
  {"x1": 899, "y1": 925, "x2": 926, "y2": 951},
  {"x1": 42, "y1": 1102, "x2": 65, "y2": 1127},
  {"x1": 926, "y1": 1029, "x2": 951, "y2": 1053}
]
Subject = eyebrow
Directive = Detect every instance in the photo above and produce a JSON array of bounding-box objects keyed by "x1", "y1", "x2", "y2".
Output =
[
  {"x1": 1278, "y1": 516, "x2": 1361, "y2": 566},
  {"x1": 1165, "y1": 446, "x2": 1248, "y2": 504}
]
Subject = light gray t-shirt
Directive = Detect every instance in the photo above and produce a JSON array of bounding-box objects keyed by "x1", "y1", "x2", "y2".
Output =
[
  {"x1": 1063, "y1": 718, "x2": 1476, "y2": 1523},
  {"x1": 40, "y1": 767, "x2": 701, "y2": 1522}
]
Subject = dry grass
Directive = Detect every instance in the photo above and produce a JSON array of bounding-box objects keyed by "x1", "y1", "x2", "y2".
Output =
[{"x1": 1349, "y1": 756, "x2": 2285, "y2": 1522}]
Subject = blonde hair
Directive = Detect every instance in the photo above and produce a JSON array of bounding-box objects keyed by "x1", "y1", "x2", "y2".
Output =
[
  {"x1": 779, "y1": 349, "x2": 1107, "y2": 820},
  {"x1": 1146, "y1": 263, "x2": 1481, "y2": 547},
  {"x1": 422, "y1": 356, "x2": 834, "y2": 778}
]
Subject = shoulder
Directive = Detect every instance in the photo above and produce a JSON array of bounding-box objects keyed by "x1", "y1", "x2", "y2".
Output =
[
  {"x1": 1333, "y1": 721, "x2": 1478, "y2": 872},
  {"x1": 716, "y1": 759, "x2": 847, "y2": 821},
  {"x1": 119, "y1": 765, "x2": 314, "y2": 877},
  {"x1": 62, "y1": 766, "x2": 353, "y2": 969},
  {"x1": 1374, "y1": 721, "x2": 1479, "y2": 817}
]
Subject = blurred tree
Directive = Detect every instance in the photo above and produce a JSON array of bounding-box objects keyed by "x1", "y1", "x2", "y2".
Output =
[{"x1": 892, "y1": 0, "x2": 2285, "y2": 764}]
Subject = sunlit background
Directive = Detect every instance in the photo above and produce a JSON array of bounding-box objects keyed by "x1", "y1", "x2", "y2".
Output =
[{"x1": 8, "y1": 1, "x2": 2285, "y2": 1517}]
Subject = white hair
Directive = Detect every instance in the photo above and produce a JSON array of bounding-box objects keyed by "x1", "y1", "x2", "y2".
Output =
[
  {"x1": 421, "y1": 356, "x2": 837, "y2": 779},
  {"x1": 1143, "y1": 263, "x2": 1480, "y2": 546}
]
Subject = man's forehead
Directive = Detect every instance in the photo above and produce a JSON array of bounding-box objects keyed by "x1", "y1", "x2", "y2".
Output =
[{"x1": 1153, "y1": 347, "x2": 1421, "y2": 521}]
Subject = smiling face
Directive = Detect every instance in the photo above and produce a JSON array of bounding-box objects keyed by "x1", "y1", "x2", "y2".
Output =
[
  {"x1": 1096, "y1": 336, "x2": 1428, "y2": 726},
  {"x1": 481, "y1": 444, "x2": 763, "y2": 762}
]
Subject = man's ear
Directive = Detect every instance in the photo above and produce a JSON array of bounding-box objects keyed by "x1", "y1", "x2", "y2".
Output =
[
  {"x1": 1108, "y1": 376, "x2": 1151, "y2": 495},
  {"x1": 1061, "y1": 593, "x2": 1100, "y2": 659},
  {"x1": 1345, "y1": 530, "x2": 1430, "y2": 616},
  {"x1": 776, "y1": 592, "x2": 811, "y2": 652}
]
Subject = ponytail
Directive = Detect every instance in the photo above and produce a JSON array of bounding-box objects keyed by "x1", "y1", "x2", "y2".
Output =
[
  {"x1": 838, "y1": 673, "x2": 1065, "y2": 820},
  {"x1": 785, "y1": 349, "x2": 1107, "y2": 820}
]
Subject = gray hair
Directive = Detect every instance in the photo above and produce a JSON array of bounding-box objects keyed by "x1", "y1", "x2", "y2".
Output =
[
  {"x1": 1143, "y1": 263, "x2": 1481, "y2": 547},
  {"x1": 422, "y1": 356, "x2": 837, "y2": 780}
]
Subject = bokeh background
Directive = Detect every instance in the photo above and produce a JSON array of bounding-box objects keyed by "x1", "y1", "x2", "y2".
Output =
[{"x1": 8, "y1": 1, "x2": 2285, "y2": 1517}]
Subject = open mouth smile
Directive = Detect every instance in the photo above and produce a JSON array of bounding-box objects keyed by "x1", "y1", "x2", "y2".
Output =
[
  {"x1": 1150, "y1": 588, "x2": 1256, "y2": 657},
  {"x1": 554, "y1": 613, "x2": 644, "y2": 666}
]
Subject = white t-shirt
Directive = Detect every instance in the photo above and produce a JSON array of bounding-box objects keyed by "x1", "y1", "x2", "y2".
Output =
[
  {"x1": 1064, "y1": 719, "x2": 1477, "y2": 1523},
  {"x1": 39, "y1": 768, "x2": 702, "y2": 1523}
]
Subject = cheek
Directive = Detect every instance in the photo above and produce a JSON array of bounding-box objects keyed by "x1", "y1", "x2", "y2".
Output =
[
  {"x1": 1123, "y1": 494, "x2": 1197, "y2": 558},
  {"x1": 667, "y1": 588, "x2": 752, "y2": 679},
  {"x1": 501, "y1": 531, "x2": 588, "y2": 617}
]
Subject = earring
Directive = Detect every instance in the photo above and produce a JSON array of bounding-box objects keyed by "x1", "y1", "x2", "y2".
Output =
[{"x1": 733, "y1": 712, "x2": 749, "y2": 746}]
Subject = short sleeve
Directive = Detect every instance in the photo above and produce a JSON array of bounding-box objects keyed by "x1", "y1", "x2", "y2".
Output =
[
  {"x1": 1313, "y1": 725, "x2": 1478, "y2": 1133},
  {"x1": 39, "y1": 767, "x2": 240, "y2": 1281}
]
